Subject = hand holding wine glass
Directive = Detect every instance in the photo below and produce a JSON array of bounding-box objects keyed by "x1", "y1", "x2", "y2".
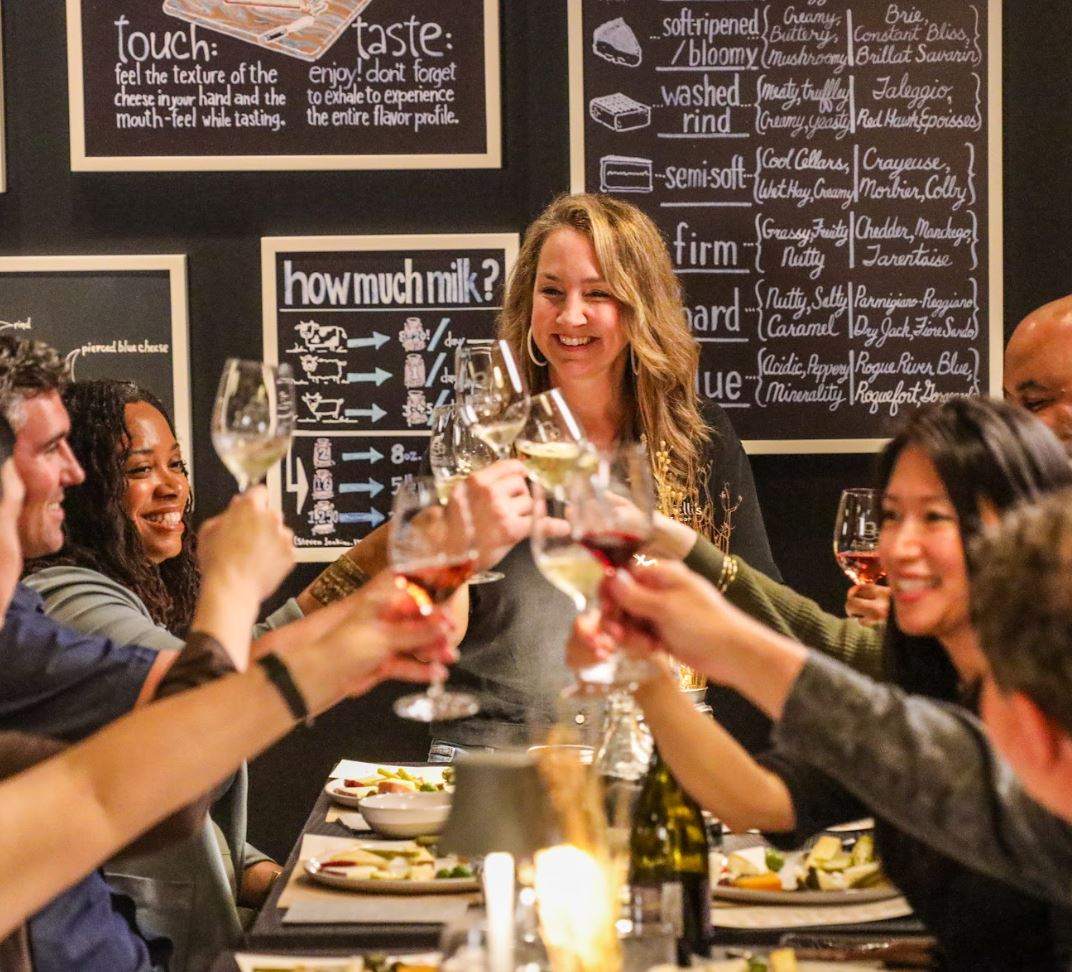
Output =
[
  {"x1": 389, "y1": 476, "x2": 480, "y2": 722},
  {"x1": 834, "y1": 488, "x2": 889, "y2": 625},
  {"x1": 211, "y1": 359, "x2": 296, "y2": 492},
  {"x1": 834, "y1": 488, "x2": 886, "y2": 584}
]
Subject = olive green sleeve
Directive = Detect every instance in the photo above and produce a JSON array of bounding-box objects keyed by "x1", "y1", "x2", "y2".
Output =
[{"x1": 683, "y1": 536, "x2": 885, "y2": 680}]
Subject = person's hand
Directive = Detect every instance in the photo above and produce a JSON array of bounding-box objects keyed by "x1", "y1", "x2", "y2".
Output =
[
  {"x1": 845, "y1": 583, "x2": 890, "y2": 626},
  {"x1": 602, "y1": 560, "x2": 750, "y2": 683},
  {"x1": 313, "y1": 572, "x2": 459, "y2": 696},
  {"x1": 565, "y1": 610, "x2": 619, "y2": 672},
  {"x1": 643, "y1": 512, "x2": 698, "y2": 561},
  {"x1": 197, "y1": 486, "x2": 294, "y2": 602},
  {"x1": 458, "y1": 459, "x2": 533, "y2": 570}
]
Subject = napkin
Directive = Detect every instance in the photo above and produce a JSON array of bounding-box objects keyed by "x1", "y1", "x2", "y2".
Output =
[
  {"x1": 324, "y1": 806, "x2": 368, "y2": 829},
  {"x1": 282, "y1": 895, "x2": 469, "y2": 924},
  {"x1": 711, "y1": 894, "x2": 913, "y2": 929},
  {"x1": 234, "y1": 955, "x2": 363, "y2": 971}
]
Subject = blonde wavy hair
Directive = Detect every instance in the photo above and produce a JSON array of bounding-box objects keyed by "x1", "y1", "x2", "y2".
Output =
[{"x1": 498, "y1": 193, "x2": 715, "y2": 535}]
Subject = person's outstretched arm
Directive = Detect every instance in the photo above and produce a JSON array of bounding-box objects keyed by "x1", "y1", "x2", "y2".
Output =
[
  {"x1": 598, "y1": 560, "x2": 1072, "y2": 909},
  {"x1": 0, "y1": 571, "x2": 454, "y2": 937}
]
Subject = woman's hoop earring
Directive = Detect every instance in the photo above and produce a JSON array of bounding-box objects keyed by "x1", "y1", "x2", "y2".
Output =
[
  {"x1": 527, "y1": 329, "x2": 548, "y2": 367},
  {"x1": 630, "y1": 345, "x2": 639, "y2": 375}
]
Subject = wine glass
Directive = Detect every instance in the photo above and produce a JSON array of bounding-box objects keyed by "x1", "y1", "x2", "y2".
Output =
[
  {"x1": 428, "y1": 403, "x2": 503, "y2": 585},
  {"x1": 833, "y1": 488, "x2": 886, "y2": 585},
  {"x1": 390, "y1": 475, "x2": 481, "y2": 722},
  {"x1": 567, "y1": 442, "x2": 659, "y2": 690},
  {"x1": 515, "y1": 388, "x2": 594, "y2": 498},
  {"x1": 454, "y1": 340, "x2": 530, "y2": 458},
  {"x1": 530, "y1": 480, "x2": 604, "y2": 614},
  {"x1": 211, "y1": 359, "x2": 296, "y2": 492}
]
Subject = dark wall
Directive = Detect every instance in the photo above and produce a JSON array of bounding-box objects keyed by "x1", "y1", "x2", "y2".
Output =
[{"x1": 2, "y1": 2, "x2": 1071, "y2": 863}]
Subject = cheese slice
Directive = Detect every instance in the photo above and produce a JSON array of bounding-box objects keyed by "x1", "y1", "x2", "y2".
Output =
[{"x1": 726, "y1": 846, "x2": 769, "y2": 878}]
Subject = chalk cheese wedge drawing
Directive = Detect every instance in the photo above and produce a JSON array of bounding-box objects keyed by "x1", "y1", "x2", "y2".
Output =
[
  {"x1": 592, "y1": 17, "x2": 642, "y2": 68},
  {"x1": 161, "y1": 0, "x2": 373, "y2": 62}
]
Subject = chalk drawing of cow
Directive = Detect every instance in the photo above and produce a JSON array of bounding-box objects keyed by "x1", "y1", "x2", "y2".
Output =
[
  {"x1": 294, "y1": 319, "x2": 348, "y2": 353},
  {"x1": 301, "y1": 392, "x2": 345, "y2": 423},
  {"x1": 299, "y1": 354, "x2": 346, "y2": 384}
]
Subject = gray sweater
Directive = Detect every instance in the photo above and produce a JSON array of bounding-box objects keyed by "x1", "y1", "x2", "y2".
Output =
[{"x1": 776, "y1": 652, "x2": 1072, "y2": 909}]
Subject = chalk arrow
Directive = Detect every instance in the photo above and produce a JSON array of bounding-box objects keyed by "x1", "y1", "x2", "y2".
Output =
[
  {"x1": 344, "y1": 403, "x2": 387, "y2": 423},
  {"x1": 339, "y1": 509, "x2": 386, "y2": 528},
  {"x1": 339, "y1": 478, "x2": 385, "y2": 499},
  {"x1": 347, "y1": 368, "x2": 392, "y2": 386},
  {"x1": 341, "y1": 446, "x2": 384, "y2": 464},
  {"x1": 285, "y1": 447, "x2": 309, "y2": 515},
  {"x1": 347, "y1": 332, "x2": 390, "y2": 350}
]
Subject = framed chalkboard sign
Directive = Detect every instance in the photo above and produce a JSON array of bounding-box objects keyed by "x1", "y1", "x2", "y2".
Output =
[
  {"x1": 65, "y1": 0, "x2": 501, "y2": 172},
  {"x1": 0, "y1": 255, "x2": 192, "y2": 468},
  {"x1": 569, "y1": 0, "x2": 1003, "y2": 453},
  {"x1": 262, "y1": 232, "x2": 518, "y2": 560}
]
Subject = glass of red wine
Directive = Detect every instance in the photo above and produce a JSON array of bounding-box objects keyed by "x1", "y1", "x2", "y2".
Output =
[
  {"x1": 567, "y1": 442, "x2": 660, "y2": 690},
  {"x1": 833, "y1": 488, "x2": 887, "y2": 586},
  {"x1": 389, "y1": 475, "x2": 480, "y2": 723}
]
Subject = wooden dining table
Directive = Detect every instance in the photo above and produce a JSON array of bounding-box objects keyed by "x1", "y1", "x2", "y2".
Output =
[{"x1": 230, "y1": 766, "x2": 931, "y2": 969}]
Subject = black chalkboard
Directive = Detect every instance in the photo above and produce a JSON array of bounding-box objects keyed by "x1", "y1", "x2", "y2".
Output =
[
  {"x1": 0, "y1": 256, "x2": 191, "y2": 453},
  {"x1": 263, "y1": 234, "x2": 517, "y2": 559},
  {"x1": 570, "y1": 0, "x2": 998, "y2": 450},
  {"x1": 67, "y1": 0, "x2": 500, "y2": 170}
]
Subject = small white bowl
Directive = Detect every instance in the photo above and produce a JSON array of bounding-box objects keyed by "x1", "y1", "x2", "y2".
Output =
[{"x1": 358, "y1": 791, "x2": 452, "y2": 838}]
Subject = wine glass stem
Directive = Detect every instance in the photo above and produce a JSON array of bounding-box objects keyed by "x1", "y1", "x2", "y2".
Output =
[{"x1": 427, "y1": 678, "x2": 445, "y2": 700}]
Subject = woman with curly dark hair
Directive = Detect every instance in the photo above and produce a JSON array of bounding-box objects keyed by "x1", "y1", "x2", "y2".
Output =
[{"x1": 23, "y1": 379, "x2": 299, "y2": 971}]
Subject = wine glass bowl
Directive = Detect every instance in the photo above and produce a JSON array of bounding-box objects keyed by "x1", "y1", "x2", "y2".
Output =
[
  {"x1": 389, "y1": 476, "x2": 481, "y2": 722},
  {"x1": 515, "y1": 388, "x2": 593, "y2": 495},
  {"x1": 428, "y1": 402, "x2": 502, "y2": 585},
  {"x1": 454, "y1": 340, "x2": 529, "y2": 458},
  {"x1": 530, "y1": 481, "x2": 604, "y2": 614},
  {"x1": 211, "y1": 359, "x2": 295, "y2": 492},
  {"x1": 833, "y1": 488, "x2": 886, "y2": 585}
]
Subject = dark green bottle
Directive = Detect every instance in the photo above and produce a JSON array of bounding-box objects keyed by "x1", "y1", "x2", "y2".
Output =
[{"x1": 628, "y1": 746, "x2": 711, "y2": 964}]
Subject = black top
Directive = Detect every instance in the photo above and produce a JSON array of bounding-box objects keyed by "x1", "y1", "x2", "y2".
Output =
[{"x1": 442, "y1": 402, "x2": 781, "y2": 748}]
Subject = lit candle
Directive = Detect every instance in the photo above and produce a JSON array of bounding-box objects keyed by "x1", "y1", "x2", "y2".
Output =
[{"x1": 483, "y1": 850, "x2": 515, "y2": 972}]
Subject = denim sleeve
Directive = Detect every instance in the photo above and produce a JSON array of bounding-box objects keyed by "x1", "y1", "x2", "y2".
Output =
[{"x1": 0, "y1": 585, "x2": 155, "y2": 741}]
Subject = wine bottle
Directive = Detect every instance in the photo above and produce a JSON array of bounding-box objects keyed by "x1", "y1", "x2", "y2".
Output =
[{"x1": 628, "y1": 746, "x2": 711, "y2": 964}]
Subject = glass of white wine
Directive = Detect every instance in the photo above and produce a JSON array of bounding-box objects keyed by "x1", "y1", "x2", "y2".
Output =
[
  {"x1": 454, "y1": 340, "x2": 529, "y2": 458},
  {"x1": 428, "y1": 402, "x2": 502, "y2": 585},
  {"x1": 211, "y1": 359, "x2": 296, "y2": 492},
  {"x1": 530, "y1": 479, "x2": 604, "y2": 614},
  {"x1": 515, "y1": 388, "x2": 594, "y2": 498}
]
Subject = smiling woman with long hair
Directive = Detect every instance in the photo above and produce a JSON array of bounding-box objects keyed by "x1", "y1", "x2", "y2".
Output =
[{"x1": 435, "y1": 193, "x2": 780, "y2": 755}]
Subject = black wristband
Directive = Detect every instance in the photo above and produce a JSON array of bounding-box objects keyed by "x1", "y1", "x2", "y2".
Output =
[{"x1": 258, "y1": 653, "x2": 311, "y2": 726}]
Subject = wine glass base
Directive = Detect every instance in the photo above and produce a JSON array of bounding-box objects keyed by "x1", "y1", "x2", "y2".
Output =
[
  {"x1": 567, "y1": 656, "x2": 660, "y2": 694},
  {"x1": 393, "y1": 690, "x2": 480, "y2": 723},
  {"x1": 468, "y1": 570, "x2": 504, "y2": 585}
]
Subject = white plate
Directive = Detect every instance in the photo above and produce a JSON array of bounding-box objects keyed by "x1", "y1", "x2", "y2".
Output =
[
  {"x1": 711, "y1": 883, "x2": 900, "y2": 905},
  {"x1": 325, "y1": 765, "x2": 449, "y2": 808},
  {"x1": 303, "y1": 856, "x2": 479, "y2": 895}
]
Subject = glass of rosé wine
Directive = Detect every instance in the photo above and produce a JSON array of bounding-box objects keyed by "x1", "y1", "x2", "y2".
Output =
[
  {"x1": 833, "y1": 488, "x2": 886, "y2": 586},
  {"x1": 390, "y1": 475, "x2": 480, "y2": 723}
]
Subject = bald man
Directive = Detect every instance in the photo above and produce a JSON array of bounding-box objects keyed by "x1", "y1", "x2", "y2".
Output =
[{"x1": 1004, "y1": 295, "x2": 1072, "y2": 454}]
